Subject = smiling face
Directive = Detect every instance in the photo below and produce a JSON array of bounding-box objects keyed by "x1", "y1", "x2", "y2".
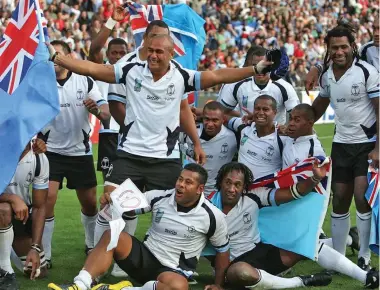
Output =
[
  {"x1": 329, "y1": 36, "x2": 354, "y2": 69},
  {"x1": 175, "y1": 169, "x2": 204, "y2": 207},
  {"x1": 147, "y1": 36, "x2": 174, "y2": 75},
  {"x1": 220, "y1": 170, "x2": 244, "y2": 207},
  {"x1": 253, "y1": 97, "x2": 277, "y2": 127}
]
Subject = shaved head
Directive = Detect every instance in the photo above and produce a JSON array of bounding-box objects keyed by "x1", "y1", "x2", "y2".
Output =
[
  {"x1": 292, "y1": 104, "x2": 316, "y2": 122},
  {"x1": 150, "y1": 34, "x2": 174, "y2": 51}
]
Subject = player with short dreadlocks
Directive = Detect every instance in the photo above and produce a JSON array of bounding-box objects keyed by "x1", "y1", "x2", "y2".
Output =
[
  {"x1": 215, "y1": 162, "x2": 253, "y2": 195},
  {"x1": 312, "y1": 20, "x2": 379, "y2": 271}
]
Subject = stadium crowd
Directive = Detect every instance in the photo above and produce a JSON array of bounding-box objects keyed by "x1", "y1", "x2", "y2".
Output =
[{"x1": 0, "y1": 0, "x2": 379, "y2": 290}]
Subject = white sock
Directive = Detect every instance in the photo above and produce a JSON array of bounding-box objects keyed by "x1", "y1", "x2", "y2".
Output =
[
  {"x1": 94, "y1": 215, "x2": 110, "y2": 246},
  {"x1": 246, "y1": 269, "x2": 303, "y2": 289},
  {"x1": 0, "y1": 225, "x2": 14, "y2": 273},
  {"x1": 331, "y1": 212, "x2": 350, "y2": 255},
  {"x1": 320, "y1": 235, "x2": 352, "y2": 248},
  {"x1": 123, "y1": 216, "x2": 138, "y2": 236},
  {"x1": 356, "y1": 211, "x2": 372, "y2": 263},
  {"x1": 42, "y1": 216, "x2": 55, "y2": 260},
  {"x1": 81, "y1": 212, "x2": 97, "y2": 249},
  {"x1": 10, "y1": 248, "x2": 24, "y2": 272},
  {"x1": 317, "y1": 243, "x2": 367, "y2": 283},
  {"x1": 74, "y1": 269, "x2": 93, "y2": 290},
  {"x1": 128, "y1": 281, "x2": 157, "y2": 289}
]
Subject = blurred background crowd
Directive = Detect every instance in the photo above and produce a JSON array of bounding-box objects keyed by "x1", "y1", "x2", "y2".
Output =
[{"x1": 1, "y1": 0, "x2": 378, "y2": 90}]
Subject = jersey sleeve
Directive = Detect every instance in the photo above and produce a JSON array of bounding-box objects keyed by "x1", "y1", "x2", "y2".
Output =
[
  {"x1": 207, "y1": 206, "x2": 230, "y2": 253},
  {"x1": 145, "y1": 190, "x2": 172, "y2": 208},
  {"x1": 318, "y1": 72, "x2": 330, "y2": 98},
  {"x1": 218, "y1": 84, "x2": 238, "y2": 110},
  {"x1": 180, "y1": 68, "x2": 201, "y2": 93},
  {"x1": 108, "y1": 83, "x2": 127, "y2": 104},
  {"x1": 366, "y1": 65, "x2": 380, "y2": 99},
  {"x1": 247, "y1": 187, "x2": 278, "y2": 207},
  {"x1": 283, "y1": 85, "x2": 300, "y2": 111},
  {"x1": 87, "y1": 77, "x2": 108, "y2": 106},
  {"x1": 32, "y1": 154, "x2": 49, "y2": 190},
  {"x1": 113, "y1": 61, "x2": 144, "y2": 85}
]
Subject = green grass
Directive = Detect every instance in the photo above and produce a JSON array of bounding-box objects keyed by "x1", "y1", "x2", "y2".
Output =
[{"x1": 18, "y1": 123, "x2": 378, "y2": 289}]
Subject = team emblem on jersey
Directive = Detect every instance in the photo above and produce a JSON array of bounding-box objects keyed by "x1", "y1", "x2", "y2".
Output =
[
  {"x1": 26, "y1": 171, "x2": 33, "y2": 183},
  {"x1": 351, "y1": 83, "x2": 362, "y2": 96},
  {"x1": 76, "y1": 89, "x2": 84, "y2": 100},
  {"x1": 155, "y1": 209, "x2": 165, "y2": 223},
  {"x1": 242, "y1": 95, "x2": 248, "y2": 108},
  {"x1": 221, "y1": 143, "x2": 229, "y2": 154},
  {"x1": 265, "y1": 145, "x2": 275, "y2": 157},
  {"x1": 241, "y1": 134, "x2": 248, "y2": 146},
  {"x1": 134, "y1": 78, "x2": 142, "y2": 92},
  {"x1": 243, "y1": 212, "x2": 252, "y2": 224},
  {"x1": 167, "y1": 83, "x2": 175, "y2": 96},
  {"x1": 101, "y1": 157, "x2": 110, "y2": 170}
]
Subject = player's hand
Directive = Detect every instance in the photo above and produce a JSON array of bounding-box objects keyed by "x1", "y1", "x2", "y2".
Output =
[
  {"x1": 305, "y1": 66, "x2": 320, "y2": 96},
  {"x1": 32, "y1": 138, "x2": 46, "y2": 154},
  {"x1": 99, "y1": 192, "x2": 112, "y2": 208},
  {"x1": 241, "y1": 107, "x2": 254, "y2": 125},
  {"x1": 277, "y1": 124, "x2": 288, "y2": 136},
  {"x1": 193, "y1": 143, "x2": 206, "y2": 165},
  {"x1": 312, "y1": 159, "x2": 327, "y2": 181},
  {"x1": 368, "y1": 148, "x2": 379, "y2": 169},
  {"x1": 46, "y1": 43, "x2": 57, "y2": 62},
  {"x1": 24, "y1": 249, "x2": 40, "y2": 280},
  {"x1": 10, "y1": 195, "x2": 29, "y2": 224},
  {"x1": 113, "y1": 4, "x2": 129, "y2": 22},
  {"x1": 83, "y1": 99, "x2": 100, "y2": 115},
  {"x1": 204, "y1": 285, "x2": 223, "y2": 290},
  {"x1": 254, "y1": 58, "x2": 273, "y2": 75}
]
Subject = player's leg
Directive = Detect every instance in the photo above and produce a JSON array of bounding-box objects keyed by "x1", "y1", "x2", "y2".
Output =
[
  {"x1": 0, "y1": 203, "x2": 15, "y2": 274},
  {"x1": 144, "y1": 158, "x2": 181, "y2": 192},
  {"x1": 316, "y1": 242, "x2": 378, "y2": 288},
  {"x1": 352, "y1": 143, "x2": 375, "y2": 270},
  {"x1": 330, "y1": 143, "x2": 355, "y2": 256}
]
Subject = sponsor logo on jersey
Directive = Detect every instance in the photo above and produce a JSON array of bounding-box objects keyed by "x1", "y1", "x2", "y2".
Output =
[
  {"x1": 247, "y1": 150, "x2": 257, "y2": 157},
  {"x1": 134, "y1": 78, "x2": 142, "y2": 92},
  {"x1": 167, "y1": 83, "x2": 175, "y2": 96},
  {"x1": 206, "y1": 154, "x2": 213, "y2": 159},
  {"x1": 230, "y1": 231, "x2": 239, "y2": 237},
  {"x1": 60, "y1": 103, "x2": 70, "y2": 107},
  {"x1": 165, "y1": 228, "x2": 177, "y2": 235},
  {"x1": 147, "y1": 95, "x2": 159, "y2": 101},
  {"x1": 8, "y1": 182, "x2": 18, "y2": 186},
  {"x1": 336, "y1": 98, "x2": 346, "y2": 103}
]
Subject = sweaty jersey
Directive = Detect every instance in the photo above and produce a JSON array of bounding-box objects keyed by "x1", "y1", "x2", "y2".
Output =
[
  {"x1": 219, "y1": 78, "x2": 299, "y2": 124},
  {"x1": 144, "y1": 189, "x2": 229, "y2": 275},
  {"x1": 360, "y1": 41, "x2": 379, "y2": 71},
  {"x1": 282, "y1": 135, "x2": 326, "y2": 169},
  {"x1": 41, "y1": 73, "x2": 107, "y2": 156},
  {"x1": 319, "y1": 60, "x2": 379, "y2": 144},
  {"x1": 182, "y1": 124, "x2": 237, "y2": 196},
  {"x1": 227, "y1": 118, "x2": 285, "y2": 179},
  {"x1": 4, "y1": 150, "x2": 49, "y2": 206},
  {"x1": 113, "y1": 60, "x2": 200, "y2": 159}
]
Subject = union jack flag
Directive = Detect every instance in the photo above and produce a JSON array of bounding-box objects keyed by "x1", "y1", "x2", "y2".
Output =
[
  {"x1": 128, "y1": 2, "x2": 193, "y2": 58},
  {"x1": 366, "y1": 167, "x2": 379, "y2": 209},
  {"x1": 249, "y1": 156, "x2": 331, "y2": 195},
  {"x1": 0, "y1": 0, "x2": 48, "y2": 95}
]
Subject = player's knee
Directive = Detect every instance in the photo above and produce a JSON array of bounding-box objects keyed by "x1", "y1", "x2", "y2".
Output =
[
  {"x1": 0, "y1": 202, "x2": 12, "y2": 226},
  {"x1": 165, "y1": 278, "x2": 188, "y2": 290},
  {"x1": 332, "y1": 194, "x2": 350, "y2": 212},
  {"x1": 226, "y1": 263, "x2": 259, "y2": 285}
]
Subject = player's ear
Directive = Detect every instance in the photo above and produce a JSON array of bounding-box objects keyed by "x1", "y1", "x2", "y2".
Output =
[{"x1": 197, "y1": 184, "x2": 205, "y2": 196}]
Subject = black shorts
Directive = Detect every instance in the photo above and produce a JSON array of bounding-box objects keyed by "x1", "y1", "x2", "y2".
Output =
[
  {"x1": 12, "y1": 207, "x2": 33, "y2": 237},
  {"x1": 97, "y1": 133, "x2": 118, "y2": 172},
  {"x1": 105, "y1": 151, "x2": 181, "y2": 191},
  {"x1": 231, "y1": 243, "x2": 288, "y2": 275},
  {"x1": 46, "y1": 151, "x2": 97, "y2": 190},
  {"x1": 116, "y1": 236, "x2": 186, "y2": 284},
  {"x1": 331, "y1": 142, "x2": 375, "y2": 183}
]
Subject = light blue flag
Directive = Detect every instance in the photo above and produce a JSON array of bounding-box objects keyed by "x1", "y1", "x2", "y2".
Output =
[
  {"x1": 0, "y1": 0, "x2": 59, "y2": 194},
  {"x1": 365, "y1": 167, "x2": 379, "y2": 255}
]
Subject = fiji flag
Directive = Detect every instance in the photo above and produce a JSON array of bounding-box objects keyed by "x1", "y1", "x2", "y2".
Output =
[
  {"x1": 203, "y1": 157, "x2": 331, "y2": 261},
  {"x1": 0, "y1": 0, "x2": 59, "y2": 193},
  {"x1": 365, "y1": 166, "x2": 379, "y2": 255}
]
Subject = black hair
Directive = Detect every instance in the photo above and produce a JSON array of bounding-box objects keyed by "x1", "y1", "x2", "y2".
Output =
[
  {"x1": 244, "y1": 45, "x2": 266, "y2": 67},
  {"x1": 254, "y1": 95, "x2": 277, "y2": 111},
  {"x1": 203, "y1": 101, "x2": 225, "y2": 113},
  {"x1": 51, "y1": 40, "x2": 71, "y2": 54},
  {"x1": 183, "y1": 163, "x2": 208, "y2": 185},
  {"x1": 215, "y1": 162, "x2": 254, "y2": 194},
  {"x1": 145, "y1": 20, "x2": 169, "y2": 36},
  {"x1": 108, "y1": 38, "x2": 128, "y2": 50},
  {"x1": 292, "y1": 103, "x2": 316, "y2": 122},
  {"x1": 322, "y1": 18, "x2": 359, "y2": 74}
]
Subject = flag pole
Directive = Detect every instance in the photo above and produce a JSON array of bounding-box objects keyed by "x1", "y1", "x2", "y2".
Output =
[{"x1": 34, "y1": 0, "x2": 45, "y2": 43}]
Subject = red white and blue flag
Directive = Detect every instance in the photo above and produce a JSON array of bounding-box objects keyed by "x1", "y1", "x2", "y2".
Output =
[
  {"x1": 365, "y1": 166, "x2": 379, "y2": 254},
  {"x1": 0, "y1": 0, "x2": 48, "y2": 94}
]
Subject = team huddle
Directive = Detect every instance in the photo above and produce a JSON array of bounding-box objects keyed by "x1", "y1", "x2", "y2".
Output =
[{"x1": 0, "y1": 4, "x2": 379, "y2": 290}]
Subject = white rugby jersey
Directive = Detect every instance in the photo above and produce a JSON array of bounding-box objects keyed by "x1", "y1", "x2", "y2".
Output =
[
  {"x1": 219, "y1": 188, "x2": 276, "y2": 260},
  {"x1": 360, "y1": 41, "x2": 379, "y2": 71},
  {"x1": 282, "y1": 135, "x2": 326, "y2": 168},
  {"x1": 227, "y1": 118, "x2": 285, "y2": 180},
  {"x1": 41, "y1": 73, "x2": 107, "y2": 156},
  {"x1": 182, "y1": 124, "x2": 238, "y2": 196},
  {"x1": 319, "y1": 60, "x2": 379, "y2": 144},
  {"x1": 144, "y1": 189, "x2": 229, "y2": 275},
  {"x1": 218, "y1": 78, "x2": 299, "y2": 124},
  {"x1": 4, "y1": 150, "x2": 49, "y2": 206},
  {"x1": 97, "y1": 61, "x2": 120, "y2": 134},
  {"x1": 113, "y1": 60, "x2": 201, "y2": 159}
]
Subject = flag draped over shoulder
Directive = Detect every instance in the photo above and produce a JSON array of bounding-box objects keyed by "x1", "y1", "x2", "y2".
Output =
[
  {"x1": 203, "y1": 157, "x2": 331, "y2": 261},
  {"x1": 365, "y1": 166, "x2": 379, "y2": 255},
  {"x1": 0, "y1": 0, "x2": 59, "y2": 194}
]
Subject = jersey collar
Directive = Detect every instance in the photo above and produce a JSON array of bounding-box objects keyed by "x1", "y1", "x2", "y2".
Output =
[
  {"x1": 142, "y1": 61, "x2": 175, "y2": 81},
  {"x1": 250, "y1": 122, "x2": 277, "y2": 140},
  {"x1": 169, "y1": 191, "x2": 205, "y2": 214},
  {"x1": 292, "y1": 134, "x2": 317, "y2": 143},
  {"x1": 327, "y1": 60, "x2": 355, "y2": 83}
]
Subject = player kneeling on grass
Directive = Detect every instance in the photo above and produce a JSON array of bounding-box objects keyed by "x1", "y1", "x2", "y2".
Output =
[
  {"x1": 206, "y1": 162, "x2": 379, "y2": 289},
  {"x1": 0, "y1": 140, "x2": 49, "y2": 290},
  {"x1": 48, "y1": 163, "x2": 230, "y2": 290}
]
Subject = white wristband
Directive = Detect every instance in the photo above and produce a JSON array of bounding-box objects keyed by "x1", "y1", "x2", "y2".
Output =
[
  {"x1": 290, "y1": 184, "x2": 303, "y2": 199},
  {"x1": 105, "y1": 18, "x2": 117, "y2": 30}
]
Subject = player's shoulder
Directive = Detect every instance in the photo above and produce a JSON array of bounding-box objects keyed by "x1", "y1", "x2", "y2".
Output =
[
  {"x1": 202, "y1": 198, "x2": 225, "y2": 218},
  {"x1": 360, "y1": 41, "x2": 375, "y2": 52},
  {"x1": 354, "y1": 59, "x2": 378, "y2": 74},
  {"x1": 233, "y1": 77, "x2": 253, "y2": 92},
  {"x1": 119, "y1": 51, "x2": 139, "y2": 63}
]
